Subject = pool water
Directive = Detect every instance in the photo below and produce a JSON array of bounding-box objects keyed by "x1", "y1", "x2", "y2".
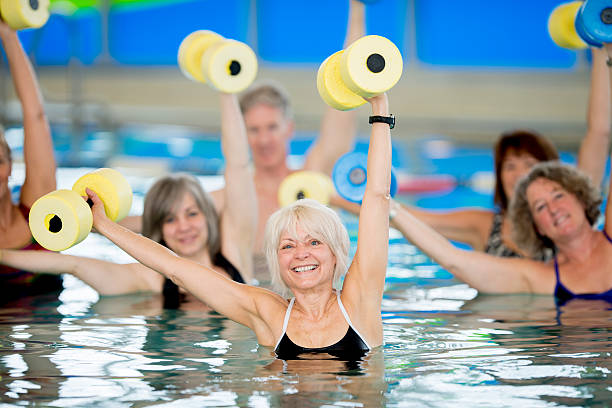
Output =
[{"x1": 3, "y1": 138, "x2": 612, "y2": 406}]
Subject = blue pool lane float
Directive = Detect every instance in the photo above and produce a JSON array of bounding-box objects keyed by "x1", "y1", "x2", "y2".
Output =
[
  {"x1": 548, "y1": 0, "x2": 612, "y2": 49},
  {"x1": 333, "y1": 152, "x2": 397, "y2": 203}
]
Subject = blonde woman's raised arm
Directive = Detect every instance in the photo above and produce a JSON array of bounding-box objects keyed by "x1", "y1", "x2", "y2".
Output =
[{"x1": 344, "y1": 94, "x2": 391, "y2": 303}]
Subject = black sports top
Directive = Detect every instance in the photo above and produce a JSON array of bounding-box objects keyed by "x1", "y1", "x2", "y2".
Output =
[
  {"x1": 485, "y1": 212, "x2": 552, "y2": 261},
  {"x1": 554, "y1": 230, "x2": 612, "y2": 306},
  {"x1": 163, "y1": 252, "x2": 244, "y2": 309},
  {"x1": 274, "y1": 291, "x2": 370, "y2": 360}
]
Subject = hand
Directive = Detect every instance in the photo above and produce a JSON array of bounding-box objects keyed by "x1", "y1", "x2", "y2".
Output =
[
  {"x1": 605, "y1": 43, "x2": 612, "y2": 59},
  {"x1": 84, "y1": 188, "x2": 109, "y2": 228},
  {"x1": 367, "y1": 93, "x2": 389, "y2": 116},
  {"x1": 0, "y1": 19, "x2": 14, "y2": 39}
]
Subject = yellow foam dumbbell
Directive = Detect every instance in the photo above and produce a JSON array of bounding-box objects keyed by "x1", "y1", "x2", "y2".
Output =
[
  {"x1": 177, "y1": 30, "x2": 258, "y2": 94},
  {"x1": 278, "y1": 171, "x2": 335, "y2": 207},
  {"x1": 29, "y1": 168, "x2": 133, "y2": 251},
  {"x1": 317, "y1": 35, "x2": 403, "y2": 111},
  {"x1": 0, "y1": 0, "x2": 50, "y2": 30}
]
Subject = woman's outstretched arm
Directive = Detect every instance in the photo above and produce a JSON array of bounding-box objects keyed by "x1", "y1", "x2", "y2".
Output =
[
  {"x1": 88, "y1": 189, "x2": 283, "y2": 344},
  {"x1": 0, "y1": 22, "x2": 56, "y2": 206},
  {"x1": 0, "y1": 249, "x2": 160, "y2": 295},
  {"x1": 390, "y1": 199, "x2": 551, "y2": 294}
]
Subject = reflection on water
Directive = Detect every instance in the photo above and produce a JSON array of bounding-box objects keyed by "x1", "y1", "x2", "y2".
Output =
[{"x1": 1, "y1": 268, "x2": 611, "y2": 406}]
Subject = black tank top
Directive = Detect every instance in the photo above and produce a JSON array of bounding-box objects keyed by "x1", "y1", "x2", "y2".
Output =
[
  {"x1": 163, "y1": 252, "x2": 244, "y2": 309},
  {"x1": 274, "y1": 292, "x2": 370, "y2": 361}
]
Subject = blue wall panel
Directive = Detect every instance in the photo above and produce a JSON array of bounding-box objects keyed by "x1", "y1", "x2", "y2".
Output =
[
  {"x1": 15, "y1": 9, "x2": 102, "y2": 65},
  {"x1": 414, "y1": 0, "x2": 578, "y2": 69},
  {"x1": 257, "y1": 0, "x2": 408, "y2": 64},
  {"x1": 109, "y1": 0, "x2": 250, "y2": 65}
]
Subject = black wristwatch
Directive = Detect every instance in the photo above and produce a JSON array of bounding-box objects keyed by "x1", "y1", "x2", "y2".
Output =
[{"x1": 369, "y1": 114, "x2": 395, "y2": 129}]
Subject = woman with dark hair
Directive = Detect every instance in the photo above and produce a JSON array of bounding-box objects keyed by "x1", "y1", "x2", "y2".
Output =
[
  {"x1": 0, "y1": 19, "x2": 61, "y2": 301},
  {"x1": 0, "y1": 93, "x2": 257, "y2": 308},
  {"x1": 390, "y1": 158, "x2": 612, "y2": 305},
  {"x1": 392, "y1": 46, "x2": 610, "y2": 261}
]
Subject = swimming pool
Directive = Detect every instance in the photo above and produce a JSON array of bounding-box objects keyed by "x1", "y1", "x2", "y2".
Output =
[{"x1": 2, "y1": 137, "x2": 612, "y2": 406}]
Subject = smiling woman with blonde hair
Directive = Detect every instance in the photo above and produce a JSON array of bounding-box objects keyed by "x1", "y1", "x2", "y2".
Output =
[{"x1": 77, "y1": 93, "x2": 393, "y2": 360}]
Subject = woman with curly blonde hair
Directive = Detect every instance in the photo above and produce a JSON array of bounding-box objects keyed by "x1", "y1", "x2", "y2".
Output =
[{"x1": 390, "y1": 157, "x2": 612, "y2": 305}]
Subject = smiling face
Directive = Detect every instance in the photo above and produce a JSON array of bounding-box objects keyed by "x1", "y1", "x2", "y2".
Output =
[
  {"x1": 161, "y1": 192, "x2": 209, "y2": 258},
  {"x1": 501, "y1": 150, "x2": 539, "y2": 202},
  {"x1": 276, "y1": 223, "x2": 336, "y2": 292},
  {"x1": 526, "y1": 178, "x2": 588, "y2": 242},
  {"x1": 244, "y1": 103, "x2": 293, "y2": 171}
]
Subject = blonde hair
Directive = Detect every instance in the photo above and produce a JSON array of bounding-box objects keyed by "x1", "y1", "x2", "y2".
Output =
[
  {"x1": 263, "y1": 199, "x2": 350, "y2": 297},
  {"x1": 142, "y1": 174, "x2": 220, "y2": 257}
]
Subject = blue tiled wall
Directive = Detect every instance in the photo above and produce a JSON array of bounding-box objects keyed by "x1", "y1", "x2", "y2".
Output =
[
  {"x1": 414, "y1": 0, "x2": 577, "y2": 69},
  {"x1": 1, "y1": 1, "x2": 584, "y2": 69},
  {"x1": 108, "y1": 0, "x2": 250, "y2": 65}
]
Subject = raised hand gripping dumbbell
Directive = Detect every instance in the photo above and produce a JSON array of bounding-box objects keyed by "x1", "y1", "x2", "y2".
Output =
[{"x1": 29, "y1": 168, "x2": 132, "y2": 251}]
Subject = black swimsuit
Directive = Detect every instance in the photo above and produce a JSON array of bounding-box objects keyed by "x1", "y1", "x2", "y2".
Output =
[
  {"x1": 485, "y1": 212, "x2": 552, "y2": 261},
  {"x1": 163, "y1": 252, "x2": 244, "y2": 309},
  {"x1": 274, "y1": 292, "x2": 370, "y2": 361},
  {"x1": 554, "y1": 230, "x2": 612, "y2": 306}
]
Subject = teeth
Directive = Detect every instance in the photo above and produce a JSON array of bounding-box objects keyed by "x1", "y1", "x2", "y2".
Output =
[{"x1": 293, "y1": 265, "x2": 317, "y2": 272}]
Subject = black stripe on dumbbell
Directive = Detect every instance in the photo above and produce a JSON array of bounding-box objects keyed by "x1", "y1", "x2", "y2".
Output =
[
  {"x1": 229, "y1": 60, "x2": 241, "y2": 76},
  {"x1": 366, "y1": 53, "x2": 385, "y2": 73},
  {"x1": 48, "y1": 215, "x2": 62, "y2": 233},
  {"x1": 602, "y1": 8, "x2": 612, "y2": 25}
]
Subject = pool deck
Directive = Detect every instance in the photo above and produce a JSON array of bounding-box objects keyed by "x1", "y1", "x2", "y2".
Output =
[{"x1": 0, "y1": 63, "x2": 595, "y2": 149}]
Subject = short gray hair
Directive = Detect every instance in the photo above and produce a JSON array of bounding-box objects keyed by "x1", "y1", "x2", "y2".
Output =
[
  {"x1": 510, "y1": 161, "x2": 602, "y2": 256},
  {"x1": 239, "y1": 81, "x2": 293, "y2": 120},
  {"x1": 263, "y1": 199, "x2": 350, "y2": 297}
]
